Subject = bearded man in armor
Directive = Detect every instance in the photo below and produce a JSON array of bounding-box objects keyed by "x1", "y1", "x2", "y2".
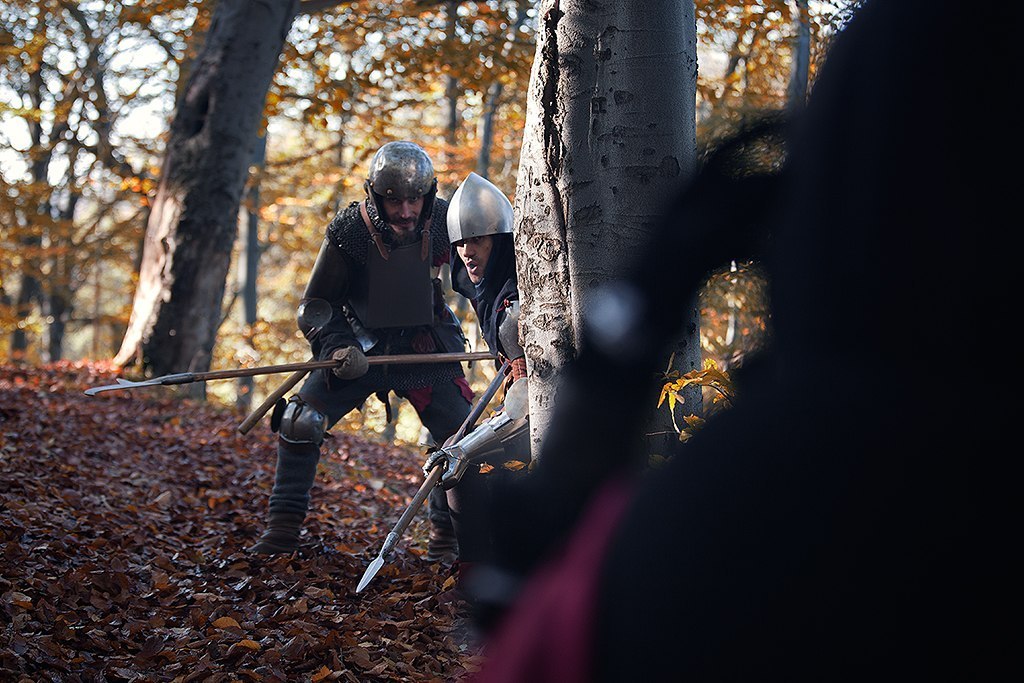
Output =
[{"x1": 252, "y1": 141, "x2": 471, "y2": 558}]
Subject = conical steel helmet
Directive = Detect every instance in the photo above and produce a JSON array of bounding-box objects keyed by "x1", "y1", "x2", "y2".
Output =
[{"x1": 447, "y1": 172, "x2": 514, "y2": 244}]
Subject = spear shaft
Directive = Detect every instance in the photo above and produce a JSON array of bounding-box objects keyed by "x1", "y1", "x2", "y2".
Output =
[
  {"x1": 355, "y1": 360, "x2": 511, "y2": 593},
  {"x1": 84, "y1": 351, "x2": 495, "y2": 396}
]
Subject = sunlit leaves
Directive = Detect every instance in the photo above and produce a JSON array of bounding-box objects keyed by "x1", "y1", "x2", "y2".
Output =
[
  {"x1": 0, "y1": 0, "x2": 199, "y2": 360},
  {"x1": 658, "y1": 357, "x2": 736, "y2": 442},
  {"x1": 695, "y1": 0, "x2": 856, "y2": 138},
  {"x1": 700, "y1": 260, "x2": 770, "y2": 369}
]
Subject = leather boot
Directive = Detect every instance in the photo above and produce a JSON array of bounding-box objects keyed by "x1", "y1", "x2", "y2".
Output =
[
  {"x1": 425, "y1": 521, "x2": 459, "y2": 564},
  {"x1": 251, "y1": 512, "x2": 305, "y2": 554}
]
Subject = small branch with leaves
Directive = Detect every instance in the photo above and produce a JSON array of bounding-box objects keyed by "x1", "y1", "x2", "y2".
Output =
[{"x1": 657, "y1": 357, "x2": 736, "y2": 442}]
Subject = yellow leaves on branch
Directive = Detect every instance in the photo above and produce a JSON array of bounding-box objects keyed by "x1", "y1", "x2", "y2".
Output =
[
  {"x1": 658, "y1": 357, "x2": 735, "y2": 411},
  {"x1": 658, "y1": 358, "x2": 734, "y2": 442}
]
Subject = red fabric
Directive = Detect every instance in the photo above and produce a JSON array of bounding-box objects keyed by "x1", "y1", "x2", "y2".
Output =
[
  {"x1": 454, "y1": 376, "x2": 474, "y2": 404},
  {"x1": 410, "y1": 329, "x2": 437, "y2": 353},
  {"x1": 473, "y1": 478, "x2": 634, "y2": 683},
  {"x1": 403, "y1": 386, "x2": 433, "y2": 412}
]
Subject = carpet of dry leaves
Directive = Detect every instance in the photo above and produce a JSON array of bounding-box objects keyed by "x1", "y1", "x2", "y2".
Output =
[{"x1": 0, "y1": 362, "x2": 484, "y2": 682}]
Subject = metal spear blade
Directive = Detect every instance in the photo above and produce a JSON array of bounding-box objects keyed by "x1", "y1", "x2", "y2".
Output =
[
  {"x1": 355, "y1": 554, "x2": 386, "y2": 593},
  {"x1": 84, "y1": 377, "x2": 160, "y2": 396}
]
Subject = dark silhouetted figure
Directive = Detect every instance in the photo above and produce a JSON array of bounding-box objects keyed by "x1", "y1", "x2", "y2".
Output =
[{"x1": 473, "y1": 1, "x2": 979, "y2": 680}]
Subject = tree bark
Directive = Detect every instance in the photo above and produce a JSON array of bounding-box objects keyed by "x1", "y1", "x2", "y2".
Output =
[
  {"x1": 788, "y1": 0, "x2": 811, "y2": 106},
  {"x1": 236, "y1": 133, "x2": 266, "y2": 412},
  {"x1": 10, "y1": 65, "x2": 51, "y2": 360},
  {"x1": 514, "y1": 0, "x2": 699, "y2": 455},
  {"x1": 475, "y1": 81, "x2": 502, "y2": 178},
  {"x1": 443, "y1": 0, "x2": 462, "y2": 166},
  {"x1": 115, "y1": 0, "x2": 300, "y2": 377},
  {"x1": 44, "y1": 191, "x2": 81, "y2": 362}
]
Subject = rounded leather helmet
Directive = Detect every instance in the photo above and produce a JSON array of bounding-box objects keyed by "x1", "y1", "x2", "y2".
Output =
[
  {"x1": 447, "y1": 172, "x2": 514, "y2": 244},
  {"x1": 365, "y1": 141, "x2": 437, "y2": 226}
]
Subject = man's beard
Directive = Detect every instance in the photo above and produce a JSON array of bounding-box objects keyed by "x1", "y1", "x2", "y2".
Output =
[{"x1": 391, "y1": 227, "x2": 420, "y2": 246}]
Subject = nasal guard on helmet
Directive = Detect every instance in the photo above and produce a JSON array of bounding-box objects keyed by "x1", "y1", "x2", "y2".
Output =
[
  {"x1": 447, "y1": 172, "x2": 514, "y2": 244},
  {"x1": 365, "y1": 141, "x2": 437, "y2": 221}
]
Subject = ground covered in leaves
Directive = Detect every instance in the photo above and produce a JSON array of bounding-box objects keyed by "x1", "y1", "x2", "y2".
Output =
[{"x1": 0, "y1": 363, "x2": 483, "y2": 681}]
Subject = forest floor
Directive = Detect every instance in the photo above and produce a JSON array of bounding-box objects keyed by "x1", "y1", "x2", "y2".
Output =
[{"x1": 0, "y1": 362, "x2": 484, "y2": 682}]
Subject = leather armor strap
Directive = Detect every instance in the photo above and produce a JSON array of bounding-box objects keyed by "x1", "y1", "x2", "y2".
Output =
[
  {"x1": 360, "y1": 199, "x2": 434, "y2": 262},
  {"x1": 360, "y1": 200, "x2": 390, "y2": 261}
]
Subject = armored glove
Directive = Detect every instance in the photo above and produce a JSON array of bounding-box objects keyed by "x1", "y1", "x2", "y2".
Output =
[
  {"x1": 422, "y1": 448, "x2": 448, "y2": 477},
  {"x1": 331, "y1": 345, "x2": 369, "y2": 380},
  {"x1": 422, "y1": 447, "x2": 463, "y2": 490}
]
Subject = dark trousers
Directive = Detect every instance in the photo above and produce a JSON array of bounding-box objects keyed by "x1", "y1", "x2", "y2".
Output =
[{"x1": 269, "y1": 371, "x2": 496, "y2": 560}]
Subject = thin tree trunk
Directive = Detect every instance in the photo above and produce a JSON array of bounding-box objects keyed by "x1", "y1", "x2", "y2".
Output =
[
  {"x1": 11, "y1": 66, "x2": 51, "y2": 360},
  {"x1": 788, "y1": 0, "x2": 811, "y2": 106},
  {"x1": 236, "y1": 133, "x2": 267, "y2": 412},
  {"x1": 444, "y1": 0, "x2": 462, "y2": 164},
  {"x1": 476, "y1": 82, "x2": 503, "y2": 178},
  {"x1": 45, "y1": 187, "x2": 82, "y2": 362},
  {"x1": 10, "y1": 273, "x2": 41, "y2": 361},
  {"x1": 92, "y1": 265, "x2": 102, "y2": 358}
]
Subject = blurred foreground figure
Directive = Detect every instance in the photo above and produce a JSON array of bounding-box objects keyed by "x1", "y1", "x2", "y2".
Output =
[{"x1": 475, "y1": 1, "x2": 977, "y2": 680}]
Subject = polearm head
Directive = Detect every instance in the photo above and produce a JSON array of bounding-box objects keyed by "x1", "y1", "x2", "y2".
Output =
[
  {"x1": 355, "y1": 532, "x2": 400, "y2": 593},
  {"x1": 83, "y1": 373, "x2": 195, "y2": 396}
]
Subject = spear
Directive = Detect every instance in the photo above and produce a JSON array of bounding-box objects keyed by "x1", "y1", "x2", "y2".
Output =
[
  {"x1": 83, "y1": 351, "x2": 495, "y2": 397},
  {"x1": 355, "y1": 360, "x2": 511, "y2": 593}
]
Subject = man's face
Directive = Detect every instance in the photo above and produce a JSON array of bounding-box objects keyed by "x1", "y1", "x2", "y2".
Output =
[
  {"x1": 455, "y1": 235, "x2": 494, "y2": 284},
  {"x1": 382, "y1": 196, "x2": 425, "y2": 235}
]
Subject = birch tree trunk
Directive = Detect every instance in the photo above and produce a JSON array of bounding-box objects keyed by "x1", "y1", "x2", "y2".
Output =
[
  {"x1": 115, "y1": 0, "x2": 299, "y2": 377},
  {"x1": 515, "y1": 0, "x2": 699, "y2": 455}
]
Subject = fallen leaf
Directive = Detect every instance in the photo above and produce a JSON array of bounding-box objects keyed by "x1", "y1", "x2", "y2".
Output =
[{"x1": 212, "y1": 616, "x2": 240, "y2": 629}]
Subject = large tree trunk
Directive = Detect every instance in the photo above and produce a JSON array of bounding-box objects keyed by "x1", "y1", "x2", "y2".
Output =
[
  {"x1": 115, "y1": 0, "x2": 299, "y2": 377},
  {"x1": 514, "y1": 0, "x2": 699, "y2": 456}
]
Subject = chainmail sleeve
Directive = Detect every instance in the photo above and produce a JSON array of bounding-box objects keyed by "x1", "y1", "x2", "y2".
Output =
[{"x1": 300, "y1": 236, "x2": 358, "y2": 360}]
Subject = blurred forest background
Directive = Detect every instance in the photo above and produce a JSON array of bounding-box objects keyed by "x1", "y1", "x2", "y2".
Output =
[{"x1": 0, "y1": 0, "x2": 853, "y2": 442}]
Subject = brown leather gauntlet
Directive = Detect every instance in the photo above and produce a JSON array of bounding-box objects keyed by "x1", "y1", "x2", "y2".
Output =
[{"x1": 510, "y1": 356, "x2": 528, "y2": 381}]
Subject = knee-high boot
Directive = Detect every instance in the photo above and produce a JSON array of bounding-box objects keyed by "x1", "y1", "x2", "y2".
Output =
[{"x1": 251, "y1": 439, "x2": 321, "y2": 554}]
